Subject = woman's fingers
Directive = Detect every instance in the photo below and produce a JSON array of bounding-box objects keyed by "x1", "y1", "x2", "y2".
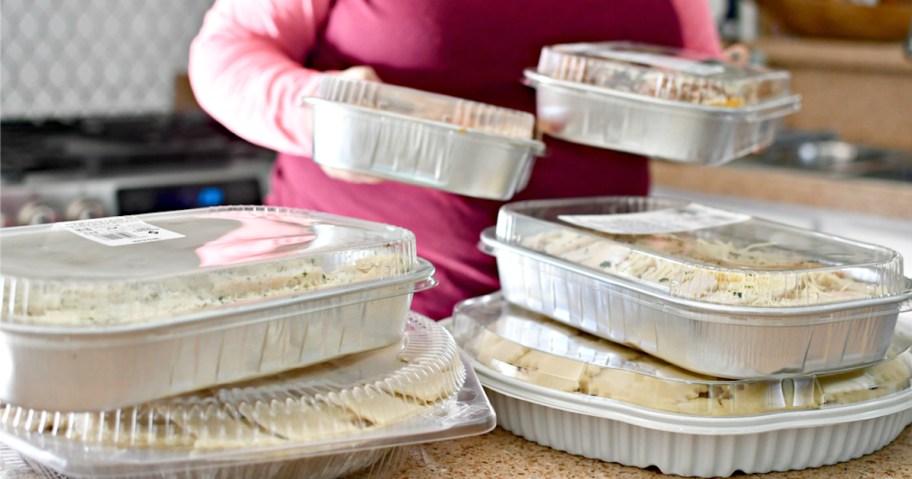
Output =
[
  {"x1": 722, "y1": 44, "x2": 751, "y2": 67},
  {"x1": 337, "y1": 65, "x2": 382, "y2": 82},
  {"x1": 319, "y1": 165, "x2": 385, "y2": 184},
  {"x1": 316, "y1": 66, "x2": 384, "y2": 184}
]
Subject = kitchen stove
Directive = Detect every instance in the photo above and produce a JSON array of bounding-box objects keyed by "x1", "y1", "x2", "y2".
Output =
[{"x1": 0, "y1": 113, "x2": 275, "y2": 227}]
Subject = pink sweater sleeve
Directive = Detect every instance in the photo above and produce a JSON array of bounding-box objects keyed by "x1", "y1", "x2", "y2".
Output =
[
  {"x1": 672, "y1": 0, "x2": 723, "y2": 56},
  {"x1": 188, "y1": 0, "x2": 331, "y2": 156}
]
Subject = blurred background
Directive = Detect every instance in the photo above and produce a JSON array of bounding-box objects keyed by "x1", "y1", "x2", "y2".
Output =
[{"x1": 1, "y1": 0, "x2": 211, "y2": 118}]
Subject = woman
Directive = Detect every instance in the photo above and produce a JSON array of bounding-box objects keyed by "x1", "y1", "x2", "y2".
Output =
[{"x1": 189, "y1": 0, "x2": 722, "y2": 319}]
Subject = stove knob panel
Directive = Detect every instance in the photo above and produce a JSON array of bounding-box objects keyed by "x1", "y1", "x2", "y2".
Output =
[
  {"x1": 17, "y1": 201, "x2": 59, "y2": 226},
  {"x1": 65, "y1": 198, "x2": 108, "y2": 221}
]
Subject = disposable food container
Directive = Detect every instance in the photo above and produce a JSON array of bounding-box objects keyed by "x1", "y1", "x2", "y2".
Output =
[
  {"x1": 449, "y1": 294, "x2": 912, "y2": 477},
  {"x1": 474, "y1": 359, "x2": 912, "y2": 478},
  {"x1": 525, "y1": 41, "x2": 801, "y2": 165},
  {"x1": 0, "y1": 206, "x2": 436, "y2": 411},
  {"x1": 486, "y1": 196, "x2": 912, "y2": 378},
  {"x1": 303, "y1": 76, "x2": 545, "y2": 200},
  {"x1": 452, "y1": 292, "x2": 912, "y2": 417},
  {"x1": 0, "y1": 314, "x2": 496, "y2": 479}
]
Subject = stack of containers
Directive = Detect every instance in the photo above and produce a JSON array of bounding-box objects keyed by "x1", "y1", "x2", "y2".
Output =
[
  {"x1": 450, "y1": 195, "x2": 912, "y2": 477},
  {"x1": 523, "y1": 41, "x2": 801, "y2": 165},
  {"x1": 0, "y1": 206, "x2": 496, "y2": 478}
]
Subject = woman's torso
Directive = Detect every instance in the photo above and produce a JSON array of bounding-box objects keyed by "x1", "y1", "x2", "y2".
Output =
[{"x1": 269, "y1": 0, "x2": 713, "y2": 318}]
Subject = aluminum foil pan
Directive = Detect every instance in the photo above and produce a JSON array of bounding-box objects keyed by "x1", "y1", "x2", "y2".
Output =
[
  {"x1": 0, "y1": 315, "x2": 496, "y2": 479},
  {"x1": 536, "y1": 42, "x2": 792, "y2": 106},
  {"x1": 524, "y1": 69, "x2": 800, "y2": 165},
  {"x1": 481, "y1": 227, "x2": 912, "y2": 378},
  {"x1": 304, "y1": 76, "x2": 545, "y2": 200}
]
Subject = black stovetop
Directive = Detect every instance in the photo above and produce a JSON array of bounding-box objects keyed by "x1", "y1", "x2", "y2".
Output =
[{"x1": 0, "y1": 113, "x2": 273, "y2": 183}]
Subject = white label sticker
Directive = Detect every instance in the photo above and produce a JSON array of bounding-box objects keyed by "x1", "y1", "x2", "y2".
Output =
[
  {"x1": 59, "y1": 217, "x2": 185, "y2": 246},
  {"x1": 559, "y1": 203, "x2": 751, "y2": 235}
]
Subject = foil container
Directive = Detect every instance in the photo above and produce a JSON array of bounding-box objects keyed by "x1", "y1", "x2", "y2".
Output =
[
  {"x1": 304, "y1": 76, "x2": 545, "y2": 200},
  {"x1": 525, "y1": 68, "x2": 799, "y2": 165},
  {"x1": 486, "y1": 196, "x2": 912, "y2": 378}
]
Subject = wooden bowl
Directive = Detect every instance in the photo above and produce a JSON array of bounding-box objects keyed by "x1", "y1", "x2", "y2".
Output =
[{"x1": 757, "y1": 0, "x2": 912, "y2": 42}]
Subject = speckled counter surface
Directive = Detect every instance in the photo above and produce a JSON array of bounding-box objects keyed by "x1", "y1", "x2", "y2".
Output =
[
  {"x1": 3, "y1": 425, "x2": 908, "y2": 478},
  {"x1": 390, "y1": 425, "x2": 912, "y2": 479}
]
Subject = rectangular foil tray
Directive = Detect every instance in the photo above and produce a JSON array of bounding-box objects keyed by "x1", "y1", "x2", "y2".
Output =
[{"x1": 481, "y1": 227, "x2": 912, "y2": 378}]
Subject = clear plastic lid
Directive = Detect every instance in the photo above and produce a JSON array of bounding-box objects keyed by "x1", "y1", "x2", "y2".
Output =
[
  {"x1": 496, "y1": 196, "x2": 907, "y2": 308},
  {"x1": 0, "y1": 314, "x2": 466, "y2": 449},
  {"x1": 452, "y1": 293, "x2": 912, "y2": 417},
  {"x1": 312, "y1": 76, "x2": 537, "y2": 140},
  {"x1": 0, "y1": 206, "x2": 417, "y2": 327},
  {"x1": 535, "y1": 41, "x2": 791, "y2": 107}
]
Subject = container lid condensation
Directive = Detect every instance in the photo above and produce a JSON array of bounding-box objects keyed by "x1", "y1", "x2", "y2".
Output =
[
  {"x1": 496, "y1": 196, "x2": 907, "y2": 308},
  {"x1": 535, "y1": 42, "x2": 792, "y2": 107},
  {"x1": 0, "y1": 206, "x2": 419, "y2": 327},
  {"x1": 452, "y1": 293, "x2": 912, "y2": 418},
  {"x1": 0, "y1": 314, "x2": 466, "y2": 450}
]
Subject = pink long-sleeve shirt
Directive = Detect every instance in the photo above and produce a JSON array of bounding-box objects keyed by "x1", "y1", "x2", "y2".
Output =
[
  {"x1": 189, "y1": 0, "x2": 720, "y2": 156},
  {"x1": 189, "y1": 0, "x2": 333, "y2": 157},
  {"x1": 189, "y1": 0, "x2": 722, "y2": 319}
]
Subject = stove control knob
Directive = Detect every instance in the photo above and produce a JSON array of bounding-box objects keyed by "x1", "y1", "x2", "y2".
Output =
[
  {"x1": 17, "y1": 201, "x2": 59, "y2": 225},
  {"x1": 66, "y1": 198, "x2": 108, "y2": 221}
]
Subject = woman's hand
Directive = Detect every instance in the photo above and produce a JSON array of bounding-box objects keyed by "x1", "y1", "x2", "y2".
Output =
[
  {"x1": 318, "y1": 65, "x2": 386, "y2": 184},
  {"x1": 721, "y1": 44, "x2": 750, "y2": 67},
  {"x1": 337, "y1": 65, "x2": 381, "y2": 82}
]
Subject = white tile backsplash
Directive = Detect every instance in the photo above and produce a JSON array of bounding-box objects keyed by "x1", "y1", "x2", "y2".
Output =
[{"x1": 1, "y1": 0, "x2": 214, "y2": 119}]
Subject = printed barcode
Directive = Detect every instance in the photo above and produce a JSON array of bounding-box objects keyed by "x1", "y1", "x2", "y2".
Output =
[
  {"x1": 82, "y1": 217, "x2": 130, "y2": 226},
  {"x1": 98, "y1": 232, "x2": 137, "y2": 240}
]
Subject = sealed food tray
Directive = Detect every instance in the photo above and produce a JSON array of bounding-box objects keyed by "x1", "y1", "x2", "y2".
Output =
[
  {"x1": 452, "y1": 292, "x2": 912, "y2": 417},
  {"x1": 487, "y1": 196, "x2": 912, "y2": 378},
  {"x1": 0, "y1": 314, "x2": 497, "y2": 479},
  {"x1": 525, "y1": 68, "x2": 799, "y2": 165},
  {"x1": 303, "y1": 76, "x2": 545, "y2": 200},
  {"x1": 474, "y1": 359, "x2": 912, "y2": 477},
  {"x1": 529, "y1": 41, "x2": 798, "y2": 165},
  {"x1": 0, "y1": 206, "x2": 435, "y2": 411}
]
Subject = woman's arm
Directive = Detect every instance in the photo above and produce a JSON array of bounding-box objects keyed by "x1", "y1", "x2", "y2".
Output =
[
  {"x1": 188, "y1": 0, "x2": 331, "y2": 156},
  {"x1": 671, "y1": 0, "x2": 724, "y2": 56}
]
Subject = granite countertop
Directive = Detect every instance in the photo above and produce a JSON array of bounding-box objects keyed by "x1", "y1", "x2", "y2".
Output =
[
  {"x1": 3, "y1": 425, "x2": 909, "y2": 478},
  {"x1": 392, "y1": 425, "x2": 912, "y2": 479}
]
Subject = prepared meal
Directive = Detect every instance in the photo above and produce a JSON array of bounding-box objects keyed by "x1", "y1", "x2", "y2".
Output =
[
  {"x1": 536, "y1": 42, "x2": 791, "y2": 106},
  {"x1": 498, "y1": 197, "x2": 905, "y2": 306},
  {"x1": 487, "y1": 196, "x2": 912, "y2": 378},
  {"x1": 303, "y1": 76, "x2": 545, "y2": 200},
  {"x1": 474, "y1": 357, "x2": 912, "y2": 478},
  {"x1": 0, "y1": 314, "x2": 497, "y2": 479},
  {"x1": 0, "y1": 206, "x2": 436, "y2": 411},
  {"x1": 0, "y1": 206, "x2": 420, "y2": 326},
  {"x1": 452, "y1": 293, "x2": 912, "y2": 417},
  {"x1": 525, "y1": 42, "x2": 800, "y2": 165}
]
